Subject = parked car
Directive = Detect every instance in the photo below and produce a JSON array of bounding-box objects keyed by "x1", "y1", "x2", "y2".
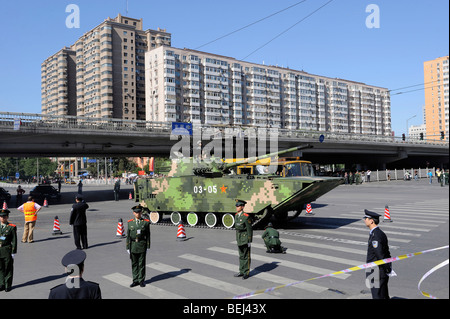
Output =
[
  {"x1": 29, "y1": 185, "x2": 61, "y2": 203},
  {"x1": 0, "y1": 187, "x2": 11, "y2": 203}
]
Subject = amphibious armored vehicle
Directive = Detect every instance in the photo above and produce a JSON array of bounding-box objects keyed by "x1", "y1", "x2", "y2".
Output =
[{"x1": 134, "y1": 145, "x2": 343, "y2": 228}]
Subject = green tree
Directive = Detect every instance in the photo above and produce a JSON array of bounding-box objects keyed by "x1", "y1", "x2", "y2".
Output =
[{"x1": 20, "y1": 158, "x2": 58, "y2": 178}]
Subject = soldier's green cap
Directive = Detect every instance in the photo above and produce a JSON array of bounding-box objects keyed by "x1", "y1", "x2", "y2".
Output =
[
  {"x1": 132, "y1": 205, "x2": 143, "y2": 213},
  {"x1": 235, "y1": 199, "x2": 247, "y2": 207},
  {"x1": 0, "y1": 209, "x2": 10, "y2": 217}
]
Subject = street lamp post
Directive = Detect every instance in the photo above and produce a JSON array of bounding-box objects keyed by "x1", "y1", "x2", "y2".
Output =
[{"x1": 406, "y1": 114, "x2": 417, "y2": 139}]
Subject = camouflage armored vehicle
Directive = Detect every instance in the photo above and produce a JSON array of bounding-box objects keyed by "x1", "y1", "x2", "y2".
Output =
[{"x1": 134, "y1": 145, "x2": 343, "y2": 228}]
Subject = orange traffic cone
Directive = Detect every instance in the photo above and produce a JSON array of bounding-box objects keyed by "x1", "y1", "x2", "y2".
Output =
[
  {"x1": 43, "y1": 198, "x2": 48, "y2": 207},
  {"x1": 52, "y1": 216, "x2": 62, "y2": 235},
  {"x1": 116, "y1": 218, "x2": 126, "y2": 238},
  {"x1": 2, "y1": 201, "x2": 7, "y2": 209},
  {"x1": 383, "y1": 205, "x2": 392, "y2": 222},
  {"x1": 305, "y1": 203, "x2": 314, "y2": 215},
  {"x1": 176, "y1": 222, "x2": 187, "y2": 241},
  {"x1": 129, "y1": 192, "x2": 133, "y2": 200}
]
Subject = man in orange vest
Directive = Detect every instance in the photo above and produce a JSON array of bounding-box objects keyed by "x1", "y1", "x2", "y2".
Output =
[{"x1": 17, "y1": 196, "x2": 42, "y2": 243}]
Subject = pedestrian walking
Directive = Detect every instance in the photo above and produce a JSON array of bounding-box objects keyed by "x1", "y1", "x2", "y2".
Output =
[
  {"x1": 364, "y1": 209, "x2": 393, "y2": 299},
  {"x1": 113, "y1": 179, "x2": 120, "y2": 201},
  {"x1": 69, "y1": 196, "x2": 89, "y2": 250},
  {"x1": 126, "y1": 205, "x2": 150, "y2": 287},
  {"x1": 367, "y1": 170, "x2": 371, "y2": 182},
  {"x1": 0, "y1": 209, "x2": 17, "y2": 292},
  {"x1": 234, "y1": 199, "x2": 252, "y2": 279},
  {"x1": 77, "y1": 180, "x2": 83, "y2": 194},
  {"x1": 48, "y1": 249, "x2": 102, "y2": 299},
  {"x1": 17, "y1": 196, "x2": 41, "y2": 243},
  {"x1": 15, "y1": 185, "x2": 25, "y2": 207},
  {"x1": 428, "y1": 170, "x2": 433, "y2": 184}
]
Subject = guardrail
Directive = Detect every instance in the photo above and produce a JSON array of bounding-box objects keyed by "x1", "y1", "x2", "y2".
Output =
[{"x1": 0, "y1": 111, "x2": 448, "y2": 147}]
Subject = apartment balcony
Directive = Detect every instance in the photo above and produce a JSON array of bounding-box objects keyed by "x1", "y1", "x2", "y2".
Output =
[{"x1": 188, "y1": 92, "x2": 200, "y2": 98}]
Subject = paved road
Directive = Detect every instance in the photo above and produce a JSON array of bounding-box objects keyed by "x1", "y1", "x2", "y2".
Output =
[{"x1": 1, "y1": 179, "x2": 448, "y2": 301}]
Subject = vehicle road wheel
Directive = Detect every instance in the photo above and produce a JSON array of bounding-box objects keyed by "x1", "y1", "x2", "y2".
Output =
[
  {"x1": 222, "y1": 213, "x2": 235, "y2": 229},
  {"x1": 170, "y1": 211, "x2": 181, "y2": 225},
  {"x1": 187, "y1": 212, "x2": 199, "y2": 227},
  {"x1": 149, "y1": 211, "x2": 160, "y2": 224},
  {"x1": 205, "y1": 213, "x2": 217, "y2": 228}
]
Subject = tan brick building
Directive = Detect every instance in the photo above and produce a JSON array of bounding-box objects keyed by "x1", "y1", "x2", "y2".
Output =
[
  {"x1": 424, "y1": 55, "x2": 449, "y2": 141},
  {"x1": 41, "y1": 14, "x2": 171, "y2": 120}
]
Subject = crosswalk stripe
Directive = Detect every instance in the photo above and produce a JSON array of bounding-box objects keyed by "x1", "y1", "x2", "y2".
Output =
[
  {"x1": 383, "y1": 211, "x2": 448, "y2": 217},
  {"x1": 341, "y1": 209, "x2": 448, "y2": 216},
  {"x1": 147, "y1": 262, "x2": 255, "y2": 296},
  {"x1": 249, "y1": 242, "x2": 363, "y2": 266},
  {"x1": 278, "y1": 237, "x2": 367, "y2": 255},
  {"x1": 179, "y1": 253, "x2": 328, "y2": 293},
  {"x1": 339, "y1": 213, "x2": 445, "y2": 225},
  {"x1": 302, "y1": 223, "x2": 421, "y2": 237},
  {"x1": 207, "y1": 247, "x2": 350, "y2": 280},
  {"x1": 102, "y1": 273, "x2": 186, "y2": 299},
  {"x1": 304, "y1": 228, "x2": 411, "y2": 243},
  {"x1": 377, "y1": 224, "x2": 434, "y2": 232}
]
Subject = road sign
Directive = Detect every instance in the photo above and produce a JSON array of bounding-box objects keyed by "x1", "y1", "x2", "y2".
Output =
[
  {"x1": 13, "y1": 118, "x2": 21, "y2": 131},
  {"x1": 319, "y1": 134, "x2": 325, "y2": 143},
  {"x1": 171, "y1": 122, "x2": 193, "y2": 136}
]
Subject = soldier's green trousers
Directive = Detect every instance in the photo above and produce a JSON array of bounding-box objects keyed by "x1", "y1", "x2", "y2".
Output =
[
  {"x1": 0, "y1": 254, "x2": 14, "y2": 289},
  {"x1": 130, "y1": 252, "x2": 146, "y2": 283},
  {"x1": 237, "y1": 244, "x2": 251, "y2": 276}
]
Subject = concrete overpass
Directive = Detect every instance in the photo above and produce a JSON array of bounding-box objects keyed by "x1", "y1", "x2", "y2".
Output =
[{"x1": 0, "y1": 112, "x2": 448, "y2": 169}]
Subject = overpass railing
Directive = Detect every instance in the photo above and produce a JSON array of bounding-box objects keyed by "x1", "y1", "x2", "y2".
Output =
[{"x1": 0, "y1": 111, "x2": 448, "y2": 147}]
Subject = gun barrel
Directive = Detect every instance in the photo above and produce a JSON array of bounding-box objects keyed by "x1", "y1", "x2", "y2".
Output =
[{"x1": 224, "y1": 144, "x2": 312, "y2": 169}]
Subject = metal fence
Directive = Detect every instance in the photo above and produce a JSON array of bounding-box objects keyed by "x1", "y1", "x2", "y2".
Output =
[{"x1": 365, "y1": 167, "x2": 438, "y2": 182}]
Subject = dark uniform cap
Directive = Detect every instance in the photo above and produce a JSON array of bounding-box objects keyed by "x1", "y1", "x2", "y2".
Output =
[
  {"x1": 364, "y1": 209, "x2": 380, "y2": 220},
  {"x1": 61, "y1": 249, "x2": 87, "y2": 267},
  {"x1": 132, "y1": 205, "x2": 143, "y2": 213},
  {"x1": 0, "y1": 209, "x2": 10, "y2": 217},
  {"x1": 235, "y1": 199, "x2": 247, "y2": 207}
]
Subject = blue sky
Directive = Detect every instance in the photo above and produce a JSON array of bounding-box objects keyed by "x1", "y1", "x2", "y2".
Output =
[{"x1": 0, "y1": 0, "x2": 448, "y2": 135}]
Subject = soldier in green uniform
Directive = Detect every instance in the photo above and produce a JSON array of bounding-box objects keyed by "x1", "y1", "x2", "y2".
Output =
[
  {"x1": 0, "y1": 209, "x2": 17, "y2": 292},
  {"x1": 126, "y1": 205, "x2": 151, "y2": 287},
  {"x1": 262, "y1": 223, "x2": 285, "y2": 253},
  {"x1": 234, "y1": 199, "x2": 252, "y2": 279}
]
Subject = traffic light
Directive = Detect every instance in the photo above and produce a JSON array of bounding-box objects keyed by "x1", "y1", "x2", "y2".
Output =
[
  {"x1": 402, "y1": 133, "x2": 405, "y2": 141},
  {"x1": 440, "y1": 131, "x2": 445, "y2": 140},
  {"x1": 420, "y1": 132, "x2": 424, "y2": 140}
]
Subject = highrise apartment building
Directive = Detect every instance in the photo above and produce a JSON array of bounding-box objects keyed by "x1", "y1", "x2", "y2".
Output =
[
  {"x1": 41, "y1": 14, "x2": 171, "y2": 120},
  {"x1": 423, "y1": 55, "x2": 449, "y2": 141},
  {"x1": 41, "y1": 48, "x2": 77, "y2": 116},
  {"x1": 145, "y1": 46, "x2": 391, "y2": 135}
]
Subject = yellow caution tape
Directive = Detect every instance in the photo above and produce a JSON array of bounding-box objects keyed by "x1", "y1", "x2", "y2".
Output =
[
  {"x1": 418, "y1": 259, "x2": 449, "y2": 299},
  {"x1": 232, "y1": 245, "x2": 449, "y2": 299}
]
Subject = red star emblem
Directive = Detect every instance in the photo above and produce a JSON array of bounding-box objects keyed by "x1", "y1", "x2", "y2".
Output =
[{"x1": 220, "y1": 185, "x2": 227, "y2": 193}]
